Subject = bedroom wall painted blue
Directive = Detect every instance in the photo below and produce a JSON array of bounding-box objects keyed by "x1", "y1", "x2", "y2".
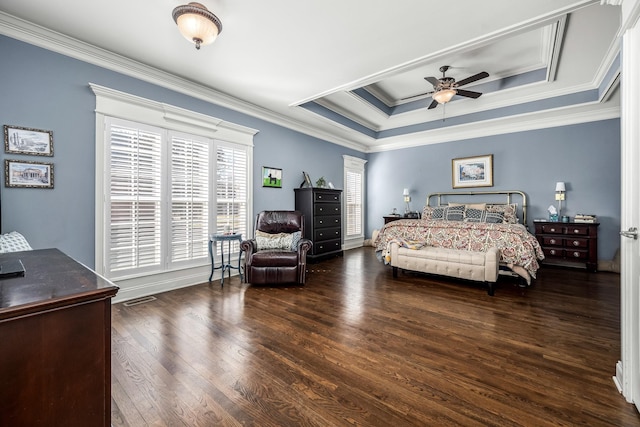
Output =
[
  {"x1": 0, "y1": 35, "x2": 362, "y2": 268},
  {"x1": 367, "y1": 119, "x2": 621, "y2": 261},
  {"x1": 0, "y1": 35, "x2": 622, "y2": 269}
]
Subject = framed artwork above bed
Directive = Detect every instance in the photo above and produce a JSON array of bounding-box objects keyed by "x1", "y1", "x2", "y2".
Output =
[{"x1": 452, "y1": 154, "x2": 493, "y2": 188}]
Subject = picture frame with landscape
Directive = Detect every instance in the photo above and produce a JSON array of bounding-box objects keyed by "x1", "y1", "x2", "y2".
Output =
[
  {"x1": 4, "y1": 125, "x2": 54, "y2": 156},
  {"x1": 452, "y1": 154, "x2": 493, "y2": 188},
  {"x1": 5, "y1": 159, "x2": 54, "y2": 189}
]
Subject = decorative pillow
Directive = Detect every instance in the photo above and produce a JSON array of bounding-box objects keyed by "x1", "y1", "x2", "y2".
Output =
[
  {"x1": 485, "y1": 203, "x2": 518, "y2": 224},
  {"x1": 464, "y1": 208, "x2": 504, "y2": 223},
  {"x1": 290, "y1": 231, "x2": 302, "y2": 250},
  {"x1": 255, "y1": 230, "x2": 294, "y2": 251},
  {"x1": 0, "y1": 231, "x2": 33, "y2": 253},
  {"x1": 431, "y1": 205, "x2": 465, "y2": 221},
  {"x1": 449, "y1": 202, "x2": 487, "y2": 211},
  {"x1": 422, "y1": 206, "x2": 435, "y2": 220}
]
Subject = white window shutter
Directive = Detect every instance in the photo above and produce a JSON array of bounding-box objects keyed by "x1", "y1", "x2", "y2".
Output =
[
  {"x1": 108, "y1": 123, "x2": 163, "y2": 272},
  {"x1": 170, "y1": 134, "x2": 210, "y2": 263},
  {"x1": 215, "y1": 144, "x2": 248, "y2": 255}
]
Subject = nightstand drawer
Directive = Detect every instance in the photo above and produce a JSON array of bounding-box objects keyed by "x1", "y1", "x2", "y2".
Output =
[
  {"x1": 567, "y1": 226, "x2": 589, "y2": 235},
  {"x1": 567, "y1": 250, "x2": 588, "y2": 260},
  {"x1": 542, "y1": 236, "x2": 563, "y2": 246},
  {"x1": 544, "y1": 248, "x2": 565, "y2": 257},
  {"x1": 566, "y1": 237, "x2": 589, "y2": 249},
  {"x1": 541, "y1": 224, "x2": 563, "y2": 234}
]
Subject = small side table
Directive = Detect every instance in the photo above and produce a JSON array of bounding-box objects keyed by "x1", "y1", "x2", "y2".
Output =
[
  {"x1": 383, "y1": 215, "x2": 402, "y2": 224},
  {"x1": 209, "y1": 233, "x2": 243, "y2": 286}
]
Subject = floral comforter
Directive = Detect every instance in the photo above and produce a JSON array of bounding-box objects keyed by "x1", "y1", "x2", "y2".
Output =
[{"x1": 374, "y1": 219, "x2": 545, "y2": 281}]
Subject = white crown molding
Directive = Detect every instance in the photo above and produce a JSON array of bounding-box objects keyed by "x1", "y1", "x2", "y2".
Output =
[
  {"x1": 314, "y1": 94, "x2": 385, "y2": 131},
  {"x1": 370, "y1": 101, "x2": 620, "y2": 152}
]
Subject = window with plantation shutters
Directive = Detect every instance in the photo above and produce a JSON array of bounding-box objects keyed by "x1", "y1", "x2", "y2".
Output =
[
  {"x1": 345, "y1": 170, "x2": 362, "y2": 236},
  {"x1": 343, "y1": 155, "x2": 367, "y2": 244},
  {"x1": 108, "y1": 121, "x2": 163, "y2": 273},
  {"x1": 94, "y1": 84, "x2": 255, "y2": 285}
]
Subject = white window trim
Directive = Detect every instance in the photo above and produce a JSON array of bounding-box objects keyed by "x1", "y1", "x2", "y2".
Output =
[
  {"x1": 91, "y1": 83, "x2": 257, "y2": 303},
  {"x1": 343, "y1": 155, "x2": 367, "y2": 250}
]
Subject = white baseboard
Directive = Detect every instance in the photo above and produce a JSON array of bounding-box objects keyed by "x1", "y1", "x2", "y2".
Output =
[{"x1": 111, "y1": 265, "x2": 239, "y2": 304}]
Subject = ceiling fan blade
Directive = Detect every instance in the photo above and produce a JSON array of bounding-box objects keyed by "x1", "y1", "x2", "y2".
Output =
[
  {"x1": 424, "y1": 76, "x2": 440, "y2": 87},
  {"x1": 456, "y1": 71, "x2": 489, "y2": 87},
  {"x1": 400, "y1": 91, "x2": 433, "y2": 101},
  {"x1": 455, "y1": 89, "x2": 483, "y2": 99},
  {"x1": 427, "y1": 99, "x2": 439, "y2": 109}
]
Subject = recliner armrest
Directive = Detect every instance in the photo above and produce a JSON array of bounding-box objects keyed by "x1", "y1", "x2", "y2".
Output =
[
  {"x1": 240, "y1": 239, "x2": 257, "y2": 254},
  {"x1": 298, "y1": 238, "x2": 313, "y2": 259}
]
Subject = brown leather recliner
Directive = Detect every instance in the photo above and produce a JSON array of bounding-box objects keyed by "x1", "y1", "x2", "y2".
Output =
[{"x1": 240, "y1": 211, "x2": 313, "y2": 285}]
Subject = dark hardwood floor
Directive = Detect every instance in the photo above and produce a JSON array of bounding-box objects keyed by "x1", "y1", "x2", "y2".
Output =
[{"x1": 111, "y1": 247, "x2": 640, "y2": 426}]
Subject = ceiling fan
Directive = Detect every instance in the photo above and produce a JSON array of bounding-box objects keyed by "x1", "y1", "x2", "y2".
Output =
[{"x1": 403, "y1": 65, "x2": 489, "y2": 109}]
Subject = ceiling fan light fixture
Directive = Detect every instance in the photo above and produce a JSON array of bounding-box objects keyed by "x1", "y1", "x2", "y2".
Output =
[
  {"x1": 433, "y1": 88, "x2": 457, "y2": 104},
  {"x1": 172, "y1": 2, "x2": 222, "y2": 50}
]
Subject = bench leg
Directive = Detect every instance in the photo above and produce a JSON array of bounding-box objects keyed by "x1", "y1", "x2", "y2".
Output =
[
  {"x1": 392, "y1": 266, "x2": 398, "y2": 278},
  {"x1": 487, "y1": 282, "x2": 495, "y2": 296}
]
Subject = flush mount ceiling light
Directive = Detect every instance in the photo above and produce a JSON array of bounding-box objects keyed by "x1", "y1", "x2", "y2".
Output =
[{"x1": 172, "y1": 2, "x2": 222, "y2": 50}]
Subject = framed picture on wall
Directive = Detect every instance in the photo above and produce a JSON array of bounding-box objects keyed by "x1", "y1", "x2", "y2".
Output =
[
  {"x1": 4, "y1": 125, "x2": 54, "y2": 156},
  {"x1": 452, "y1": 154, "x2": 493, "y2": 188},
  {"x1": 5, "y1": 159, "x2": 54, "y2": 189},
  {"x1": 262, "y1": 166, "x2": 282, "y2": 188}
]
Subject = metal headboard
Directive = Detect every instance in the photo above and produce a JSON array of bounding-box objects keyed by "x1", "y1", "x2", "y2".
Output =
[{"x1": 426, "y1": 190, "x2": 528, "y2": 225}]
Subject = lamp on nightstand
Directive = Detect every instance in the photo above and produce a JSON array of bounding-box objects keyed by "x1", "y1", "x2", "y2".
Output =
[
  {"x1": 403, "y1": 188, "x2": 411, "y2": 213},
  {"x1": 555, "y1": 182, "x2": 566, "y2": 217}
]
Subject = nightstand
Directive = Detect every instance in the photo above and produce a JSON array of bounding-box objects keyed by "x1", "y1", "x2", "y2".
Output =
[
  {"x1": 534, "y1": 221, "x2": 599, "y2": 272},
  {"x1": 383, "y1": 215, "x2": 402, "y2": 224}
]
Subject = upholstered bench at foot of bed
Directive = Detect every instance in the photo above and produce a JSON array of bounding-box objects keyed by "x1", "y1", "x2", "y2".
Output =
[{"x1": 390, "y1": 244, "x2": 500, "y2": 296}]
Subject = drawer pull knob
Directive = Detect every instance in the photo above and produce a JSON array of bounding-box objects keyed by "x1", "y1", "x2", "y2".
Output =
[
  {"x1": 550, "y1": 249, "x2": 556, "y2": 255},
  {"x1": 550, "y1": 239, "x2": 556, "y2": 244},
  {"x1": 573, "y1": 251, "x2": 580, "y2": 258},
  {"x1": 572, "y1": 241, "x2": 580, "y2": 246},
  {"x1": 573, "y1": 229, "x2": 580, "y2": 234},
  {"x1": 550, "y1": 228, "x2": 556, "y2": 232}
]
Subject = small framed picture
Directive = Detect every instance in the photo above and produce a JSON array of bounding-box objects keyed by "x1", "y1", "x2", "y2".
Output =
[
  {"x1": 5, "y1": 159, "x2": 54, "y2": 189},
  {"x1": 4, "y1": 125, "x2": 54, "y2": 156},
  {"x1": 262, "y1": 166, "x2": 282, "y2": 188},
  {"x1": 452, "y1": 154, "x2": 493, "y2": 188},
  {"x1": 300, "y1": 171, "x2": 312, "y2": 188}
]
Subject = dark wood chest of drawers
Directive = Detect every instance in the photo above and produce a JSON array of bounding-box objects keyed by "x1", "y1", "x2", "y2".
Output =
[
  {"x1": 0, "y1": 249, "x2": 119, "y2": 426},
  {"x1": 534, "y1": 221, "x2": 599, "y2": 272},
  {"x1": 295, "y1": 187, "x2": 343, "y2": 262}
]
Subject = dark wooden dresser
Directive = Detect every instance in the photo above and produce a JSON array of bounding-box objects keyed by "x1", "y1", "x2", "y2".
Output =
[
  {"x1": 0, "y1": 248, "x2": 119, "y2": 427},
  {"x1": 295, "y1": 187, "x2": 343, "y2": 262},
  {"x1": 534, "y1": 221, "x2": 599, "y2": 272}
]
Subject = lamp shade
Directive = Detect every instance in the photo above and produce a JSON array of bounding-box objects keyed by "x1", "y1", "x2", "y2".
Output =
[
  {"x1": 173, "y1": 2, "x2": 222, "y2": 50},
  {"x1": 403, "y1": 188, "x2": 410, "y2": 196},
  {"x1": 555, "y1": 182, "x2": 566, "y2": 192},
  {"x1": 432, "y1": 88, "x2": 457, "y2": 104}
]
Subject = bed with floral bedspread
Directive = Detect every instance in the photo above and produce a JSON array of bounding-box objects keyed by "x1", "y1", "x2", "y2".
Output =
[{"x1": 375, "y1": 217, "x2": 545, "y2": 285}]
